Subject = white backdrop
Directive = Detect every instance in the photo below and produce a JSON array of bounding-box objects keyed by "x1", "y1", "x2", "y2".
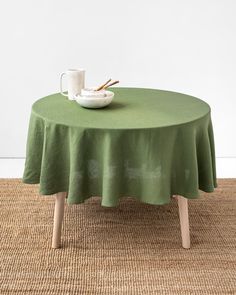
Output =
[{"x1": 0, "y1": 0, "x2": 235, "y2": 176}]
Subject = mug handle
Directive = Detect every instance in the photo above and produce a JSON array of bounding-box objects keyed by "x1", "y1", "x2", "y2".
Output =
[{"x1": 60, "y1": 72, "x2": 68, "y2": 96}]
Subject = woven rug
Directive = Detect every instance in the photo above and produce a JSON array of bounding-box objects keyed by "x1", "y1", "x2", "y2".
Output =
[{"x1": 0, "y1": 179, "x2": 235, "y2": 295}]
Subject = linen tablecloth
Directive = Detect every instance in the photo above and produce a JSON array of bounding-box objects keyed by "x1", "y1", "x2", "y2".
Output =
[{"x1": 23, "y1": 87, "x2": 217, "y2": 206}]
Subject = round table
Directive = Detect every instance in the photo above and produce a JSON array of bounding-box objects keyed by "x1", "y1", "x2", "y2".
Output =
[
  {"x1": 23, "y1": 87, "x2": 217, "y2": 249},
  {"x1": 23, "y1": 87, "x2": 216, "y2": 206}
]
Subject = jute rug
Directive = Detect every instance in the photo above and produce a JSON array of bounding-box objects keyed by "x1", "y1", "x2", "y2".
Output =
[{"x1": 0, "y1": 179, "x2": 235, "y2": 295}]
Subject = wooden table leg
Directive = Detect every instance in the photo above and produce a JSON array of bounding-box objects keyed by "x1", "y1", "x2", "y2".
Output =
[
  {"x1": 176, "y1": 195, "x2": 190, "y2": 249},
  {"x1": 52, "y1": 192, "x2": 66, "y2": 249}
]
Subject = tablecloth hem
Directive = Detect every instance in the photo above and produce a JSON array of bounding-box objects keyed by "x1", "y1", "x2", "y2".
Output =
[
  {"x1": 22, "y1": 178, "x2": 40, "y2": 185},
  {"x1": 22, "y1": 177, "x2": 216, "y2": 207}
]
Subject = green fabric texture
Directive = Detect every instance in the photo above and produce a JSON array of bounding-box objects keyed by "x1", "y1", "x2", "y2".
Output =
[{"x1": 23, "y1": 87, "x2": 217, "y2": 206}]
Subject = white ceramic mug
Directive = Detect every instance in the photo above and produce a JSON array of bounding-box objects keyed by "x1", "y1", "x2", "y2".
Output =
[{"x1": 60, "y1": 69, "x2": 85, "y2": 100}]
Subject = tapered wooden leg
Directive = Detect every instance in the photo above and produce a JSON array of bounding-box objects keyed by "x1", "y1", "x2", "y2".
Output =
[
  {"x1": 177, "y1": 195, "x2": 190, "y2": 249},
  {"x1": 52, "y1": 192, "x2": 66, "y2": 249}
]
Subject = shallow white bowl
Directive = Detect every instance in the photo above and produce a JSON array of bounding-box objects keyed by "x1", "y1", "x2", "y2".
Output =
[{"x1": 74, "y1": 90, "x2": 114, "y2": 109}]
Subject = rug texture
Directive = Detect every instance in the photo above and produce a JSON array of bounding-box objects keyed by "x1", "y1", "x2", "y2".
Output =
[{"x1": 0, "y1": 179, "x2": 235, "y2": 295}]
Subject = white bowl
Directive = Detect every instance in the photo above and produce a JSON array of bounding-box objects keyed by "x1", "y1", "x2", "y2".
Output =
[{"x1": 74, "y1": 90, "x2": 114, "y2": 109}]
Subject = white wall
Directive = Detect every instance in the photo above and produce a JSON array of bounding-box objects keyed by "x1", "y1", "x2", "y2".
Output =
[{"x1": 0, "y1": 0, "x2": 235, "y2": 176}]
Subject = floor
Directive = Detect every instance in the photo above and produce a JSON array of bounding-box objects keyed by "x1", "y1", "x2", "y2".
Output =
[{"x1": 0, "y1": 179, "x2": 235, "y2": 294}]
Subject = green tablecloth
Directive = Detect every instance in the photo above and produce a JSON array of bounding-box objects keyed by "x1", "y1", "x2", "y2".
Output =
[{"x1": 23, "y1": 87, "x2": 217, "y2": 206}]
